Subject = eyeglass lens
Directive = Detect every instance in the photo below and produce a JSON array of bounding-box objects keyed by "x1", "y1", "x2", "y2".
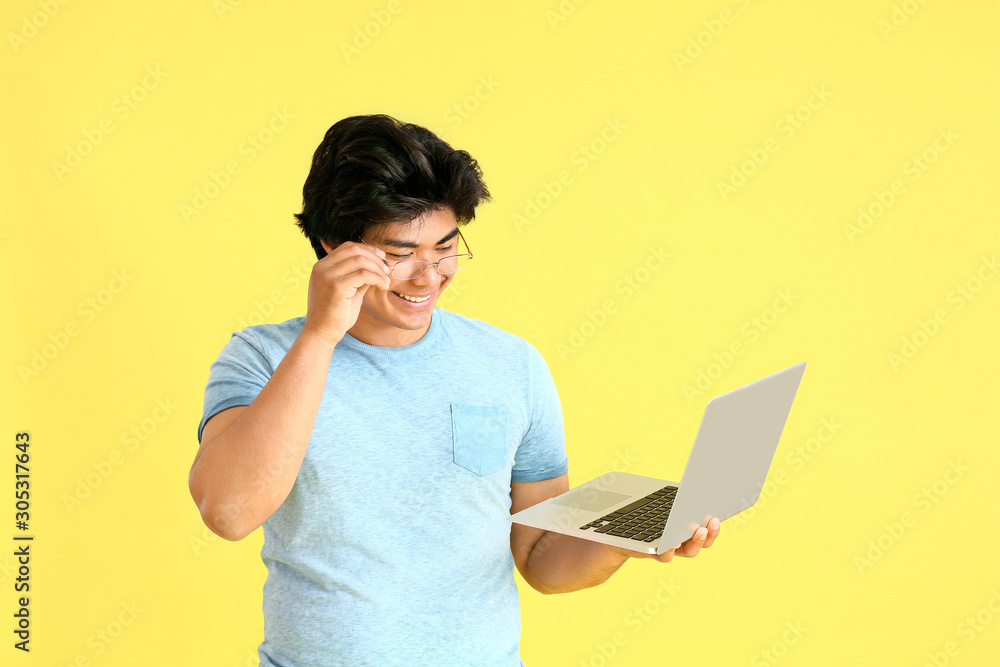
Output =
[{"x1": 391, "y1": 254, "x2": 469, "y2": 280}]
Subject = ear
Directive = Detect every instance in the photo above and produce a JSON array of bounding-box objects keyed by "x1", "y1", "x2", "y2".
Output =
[{"x1": 320, "y1": 238, "x2": 337, "y2": 255}]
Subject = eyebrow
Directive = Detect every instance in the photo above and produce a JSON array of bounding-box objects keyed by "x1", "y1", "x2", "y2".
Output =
[{"x1": 379, "y1": 226, "x2": 459, "y2": 249}]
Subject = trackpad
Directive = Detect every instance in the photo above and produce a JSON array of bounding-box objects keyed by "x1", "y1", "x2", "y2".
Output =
[{"x1": 552, "y1": 488, "x2": 630, "y2": 512}]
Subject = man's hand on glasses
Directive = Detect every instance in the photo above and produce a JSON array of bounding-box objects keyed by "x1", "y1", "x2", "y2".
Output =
[{"x1": 302, "y1": 241, "x2": 391, "y2": 349}]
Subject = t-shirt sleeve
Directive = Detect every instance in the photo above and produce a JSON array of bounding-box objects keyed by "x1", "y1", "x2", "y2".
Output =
[
  {"x1": 196, "y1": 329, "x2": 274, "y2": 444},
  {"x1": 511, "y1": 341, "x2": 569, "y2": 483}
]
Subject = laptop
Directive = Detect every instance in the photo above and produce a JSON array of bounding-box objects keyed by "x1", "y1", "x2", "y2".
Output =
[{"x1": 509, "y1": 361, "x2": 806, "y2": 555}]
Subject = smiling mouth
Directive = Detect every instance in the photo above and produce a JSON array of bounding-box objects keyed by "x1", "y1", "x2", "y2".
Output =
[{"x1": 393, "y1": 291, "x2": 432, "y2": 303}]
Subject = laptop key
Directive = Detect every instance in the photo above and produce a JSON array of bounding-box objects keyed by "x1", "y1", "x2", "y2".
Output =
[{"x1": 606, "y1": 496, "x2": 654, "y2": 517}]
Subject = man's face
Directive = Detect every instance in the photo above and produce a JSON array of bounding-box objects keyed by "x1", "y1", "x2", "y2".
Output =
[{"x1": 347, "y1": 207, "x2": 461, "y2": 347}]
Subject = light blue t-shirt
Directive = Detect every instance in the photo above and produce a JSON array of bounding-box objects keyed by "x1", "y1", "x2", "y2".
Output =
[{"x1": 197, "y1": 308, "x2": 568, "y2": 666}]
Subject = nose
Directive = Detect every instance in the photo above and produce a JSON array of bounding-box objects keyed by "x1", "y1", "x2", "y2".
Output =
[{"x1": 410, "y1": 263, "x2": 446, "y2": 289}]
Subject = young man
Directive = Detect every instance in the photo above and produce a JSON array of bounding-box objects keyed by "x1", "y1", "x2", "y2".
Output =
[{"x1": 189, "y1": 114, "x2": 719, "y2": 666}]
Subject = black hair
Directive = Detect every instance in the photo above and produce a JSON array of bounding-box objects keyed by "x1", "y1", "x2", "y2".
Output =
[{"x1": 293, "y1": 114, "x2": 491, "y2": 259}]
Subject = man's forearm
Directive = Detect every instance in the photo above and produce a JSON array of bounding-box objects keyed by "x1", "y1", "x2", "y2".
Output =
[{"x1": 522, "y1": 530, "x2": 632, "y2": 594}]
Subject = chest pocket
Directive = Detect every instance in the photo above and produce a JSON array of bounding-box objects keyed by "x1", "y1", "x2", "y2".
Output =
[{"x1": 450, "y1": 404, "x2": 509, "y2": 476}]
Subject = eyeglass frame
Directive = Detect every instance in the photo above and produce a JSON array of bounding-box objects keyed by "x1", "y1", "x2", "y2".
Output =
[{"x1": 361, "y1": 227, "x2": 473, "y2": 281}]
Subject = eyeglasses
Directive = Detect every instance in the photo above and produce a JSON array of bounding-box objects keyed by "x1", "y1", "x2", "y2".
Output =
[{"x1": 363, "y1": 228, "x2": 473, "y2": 281}]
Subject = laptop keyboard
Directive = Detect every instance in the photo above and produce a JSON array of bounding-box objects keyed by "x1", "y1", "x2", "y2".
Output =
[{"x1": 578, "y1": 485, "x2": 678, "y2": 543}]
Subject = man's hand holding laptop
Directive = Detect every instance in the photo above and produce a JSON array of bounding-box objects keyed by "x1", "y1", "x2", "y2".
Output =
[
  {"x1": 511, "y1": 362, "x2": 806, "y2": 567},
  {"x1": 607, "y1": 516, "x2": 721, "y2": 563}
]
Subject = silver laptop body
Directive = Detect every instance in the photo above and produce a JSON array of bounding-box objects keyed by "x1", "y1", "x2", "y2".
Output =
[{"x1": 508, "y1": 361, "x2": 806, "y2": 555}]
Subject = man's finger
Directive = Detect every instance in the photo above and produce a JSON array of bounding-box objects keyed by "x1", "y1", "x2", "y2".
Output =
[
  {"x1": 702, "y1": 516, "x2": 721, "y2": 549},
  {"x1": 676, "y1": 526, "x2": 708, "y2": 558},
  {"x1": 654, "y1": 547, "x2": 676, "y2": 563}
]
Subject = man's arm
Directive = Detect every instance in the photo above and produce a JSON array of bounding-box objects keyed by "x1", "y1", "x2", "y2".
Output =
[
  {"x1": 510, "y1": 475, "x2": 720, "y2": 594},
  {"x1": 189, "y1": 330, "x2": 337, "y2": 540},
  {"x1": 188, "y1": 242, "x2": 391, "y2": 540}
]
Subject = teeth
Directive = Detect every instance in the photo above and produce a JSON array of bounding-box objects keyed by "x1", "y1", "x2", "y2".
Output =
[{"x1": 396, "y1": 292, "x2": 430, "y2": 303}]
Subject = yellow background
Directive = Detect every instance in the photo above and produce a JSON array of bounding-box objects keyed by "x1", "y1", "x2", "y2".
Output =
[{"x1": 3, "y1": 0, "x2": 998, "y2": 665}]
